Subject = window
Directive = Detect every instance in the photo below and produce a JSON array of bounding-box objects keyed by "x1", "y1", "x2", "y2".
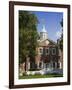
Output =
[
  {"x1": 52, "y1": 48, "x2": 56, "y2": 55},
  {"x1": 53, "y1": 62, "x2": 55, "y2": 68},
  {"x1": 46, "y1": 48, "x2": 49, "y2": 55},
  {"x1": 44, "y1": 34, "x2": 45, "y2": 38},
  {"x1": 39, "y1": 48, "x2": 43, "y2": 54},
  {"x1": 57, "y1": 62, "x2": 60, "y2": 68},
  {"x1": 39, "y1": 62, "x2": 42, "y2": 68}
]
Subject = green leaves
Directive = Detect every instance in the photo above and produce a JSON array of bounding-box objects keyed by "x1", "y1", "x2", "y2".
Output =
[
  {"x1": 58, "y1": 19, "x2": 63, "y2": 51},
  {"x1": 19, "y1": 11, "x2": 38, "y2": 64}
]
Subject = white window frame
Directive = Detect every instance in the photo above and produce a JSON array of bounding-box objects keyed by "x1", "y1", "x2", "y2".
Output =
[
  {"x1": 39, "y1": 48, "x2": 43, "y2": 54},
  {"x1": 46, "y1": 48, "x2": 49, "y2": 55},
  {"x1": 52, "y1": 48, "x2": 56, "y2": 55}
]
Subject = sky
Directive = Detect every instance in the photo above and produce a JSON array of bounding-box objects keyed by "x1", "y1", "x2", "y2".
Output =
[{"x1": 32, "y1": 11, "x2": 63, "y2": 42}]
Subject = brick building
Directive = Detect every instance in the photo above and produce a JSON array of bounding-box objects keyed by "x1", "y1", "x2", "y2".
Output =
[
  {"x1": 28, "y1": 25, "x2": 63, "y2": 71},
  {"x1": 20, "y1": 25, "x2": 63, "y2": 73}
]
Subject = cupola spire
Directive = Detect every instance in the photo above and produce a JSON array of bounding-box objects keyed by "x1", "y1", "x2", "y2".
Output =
[{"x1": 40, "y1": 22, "x2": 48, "y2": 40}]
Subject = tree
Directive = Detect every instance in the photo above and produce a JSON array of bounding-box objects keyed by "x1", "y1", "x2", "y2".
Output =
[
  {"x1": 59, "y1": 19, "x2": 63, "y2": 51},
  {"x1": 58, "y1": 19, "x2": 63, "y2": 51},
  {"x1": 19, "y1": 11, "x2": 39, "y2": 67}
]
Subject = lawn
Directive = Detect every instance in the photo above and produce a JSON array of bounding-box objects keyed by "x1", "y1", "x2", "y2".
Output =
[{"x1": 19, "y1": 74, "x2": 63, "y2": 79}]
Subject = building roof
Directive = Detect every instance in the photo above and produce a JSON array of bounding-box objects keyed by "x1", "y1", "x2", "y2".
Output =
[{"x1": 38, "y1": 38, "x2": 57, "y2": 47}]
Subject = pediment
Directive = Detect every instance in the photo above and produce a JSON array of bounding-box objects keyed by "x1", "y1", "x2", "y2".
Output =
[{"x1": 38, "y1": 39, "x2": 57, "y2": 46}]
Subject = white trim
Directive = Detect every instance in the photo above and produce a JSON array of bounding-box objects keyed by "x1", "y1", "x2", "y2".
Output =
[{"x1": 59, "y1": 61, "x2": 62, "y2": 69}]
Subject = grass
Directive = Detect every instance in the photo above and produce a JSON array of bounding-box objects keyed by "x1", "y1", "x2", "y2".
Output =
[{"x1": 19, "y1": 73, "x2": 63, "y2": 79}]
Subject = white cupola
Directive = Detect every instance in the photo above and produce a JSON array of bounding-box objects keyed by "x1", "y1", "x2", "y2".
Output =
[{"x1": 40, "y1": 25, "x2": 48, "y2": 40}]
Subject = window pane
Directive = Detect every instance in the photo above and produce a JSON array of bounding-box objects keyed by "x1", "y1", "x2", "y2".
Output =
[
  {"x1": 46, "y1": 48, "x2": 49, "y2": 55},
  {"x1": 40, "y1": 48, "x2": 43, "y2": 54},
  {"x1": 53, "y1": 62, "x2": 55, "y2": 68},
  {"x1": 52, "y1": 48, "x2": 56, "y2": 55}
]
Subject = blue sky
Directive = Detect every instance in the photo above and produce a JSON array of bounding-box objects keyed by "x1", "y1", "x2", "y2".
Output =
[{"x1": 32, "y1": 11, "x2": 63, "y2": 42}]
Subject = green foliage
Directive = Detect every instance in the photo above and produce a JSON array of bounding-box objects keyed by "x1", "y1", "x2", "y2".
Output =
[
  {"x1": 60, "y1": 19, "x2": 63, "y2": 51},
  {"x1": 19, "y1": 11, "x2": 38, "y2": 29},
  {"x1": 60, "y1": 18, "x2": 63, "y2": 27},
  {"x1": 19, "y1": 73, "x2": 63, "y2": 79},
  {"x1": 19, "y1": 11, "x2": 39, "y2": 64},
  {"x1": 58, "y1": 19, "x2": 63, "y2": 51}
]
